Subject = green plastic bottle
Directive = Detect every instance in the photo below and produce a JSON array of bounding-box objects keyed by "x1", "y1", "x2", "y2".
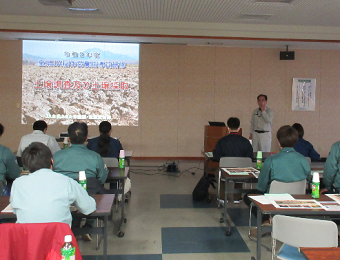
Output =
[
  {"x1": 63, "y1": 137, "x2": 68, "y2": 149},
  {"x1": 78, "y1": 171, "x2": 87, "y2": 190},
  {"x1": 119, "y1": 150, "x2": 125, "y2": 169},
  {"x1": 61, "y1": 235, "x2": 75, "y2": 260},
  {"x1": 311, "y1": 172, "x2": 320, "y2": 199},
  {"x1": 256, "y1": 151, "x2": 262, "y2": 170}
]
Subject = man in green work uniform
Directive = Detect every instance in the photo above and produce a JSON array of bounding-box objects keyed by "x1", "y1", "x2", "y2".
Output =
[
  {"x1": 322, "y1": 141, "x2": 340, "y2": 193},
  {"x1": 244, "y1": 125, "x2": 311, "y2": 238},
  {"x1": 53, "y1": 122, "x2": 108, "y2": 184},
  {"x1": 53, "y1": 122, "x2": 108, "y2": 241},
  {"x1": 0, "y1": 124, "x2": 21, "y2": 195},
  {"x1": 256, "y1": 125, "x2": 311, "y2": 193}
]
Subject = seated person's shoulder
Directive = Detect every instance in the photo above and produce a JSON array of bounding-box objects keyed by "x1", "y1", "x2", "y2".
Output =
[
  {"x1": 110, "y1": 137, "x2": 121, "y2": 143},
  {"x1": 0, "y1": 144, "x2": 11, "y2": 153},
  {"x1": 88, "y1": 136, "x2": 99, "y2": 144},
  {"x1": 331, "y1": 141, "x2": 340, "y2": 149}
]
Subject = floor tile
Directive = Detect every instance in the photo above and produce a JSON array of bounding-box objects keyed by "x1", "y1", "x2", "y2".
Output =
[
  {"x1": 161, "y1": 226, "x2": 250, "y2": 254},
  {"x1": 160, "y1": 194, "x2": 217, "y2": 208}
]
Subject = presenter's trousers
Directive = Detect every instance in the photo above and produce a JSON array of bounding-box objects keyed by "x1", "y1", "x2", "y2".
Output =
[{"x1": 252, "y1": 132, "x2": 271, "y2": 152}]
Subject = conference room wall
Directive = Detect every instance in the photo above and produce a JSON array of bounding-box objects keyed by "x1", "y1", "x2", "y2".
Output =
[{"x1": 1, "y1": 40, "x2": 340, "y2": 157}]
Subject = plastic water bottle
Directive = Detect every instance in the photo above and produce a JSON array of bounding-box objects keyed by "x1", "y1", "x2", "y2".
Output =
[
  {"x1": 256, "y1": 151, "x2": 262, "y2": 170},
  {"x1": 63, "y1": 137, "x2": 68, "y2": 149},
  {"x1": 312, "y1": 172, "x2": 320, "y2": 199},
  {"x1": 61, "y1": 235, "x2": 75, "y2": 260},
  {"x1": 78, "y1": 171, "x2": 87, "y2": 190},
  {"x1": 119, "y1": 150, "x2": 125, "y2": 169}
]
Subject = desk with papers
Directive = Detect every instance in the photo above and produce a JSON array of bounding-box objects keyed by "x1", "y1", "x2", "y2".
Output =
[
  {"x1": 249, "y1": 194, "x2": 340, "y2": 260},
  {"x1": 219, "y1": 167, "x2": 259, "y2": 236}
]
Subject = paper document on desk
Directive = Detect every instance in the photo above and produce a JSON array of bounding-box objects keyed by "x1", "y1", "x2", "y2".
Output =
[
  {"x1": 1, "y1": 204, "x2": 13, "y2": 213},
  {"x1": 223, "y1": 167, "x2": 260, "y2": 177},
  {"x1": 271, "y1": 199, "x2": 325, "y2": 209},
  {"x1": 248, "y1": 195, "x2": 272, "y2": 205},
  {"x1": 325, "y1": 194, "x2": 340, "y2": 203},
  {"x1": 205, "y1": 152, "x2": 213, "y2": 158},
  {"x1": 265, "y1": 193, "x2": 294, "y2": 201},
  {"x1": 319, "y1": 201, "x2": 340, "y2": 211}
]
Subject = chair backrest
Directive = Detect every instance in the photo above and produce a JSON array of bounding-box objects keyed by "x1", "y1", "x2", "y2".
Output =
[
  {"x1": 272, "y1": 215, "x2": 338, "y2": 248},
  {"x1": 305, "y1": 157, "x2": 311, "y2": 167},
  {"x1": 0, "y1": 222, "x2": 82, "y2": 260},
  {"x1": 269, "y1": 179, "x2": 306, "y2": 194},
  {"x1": 219, "y1": 157, "x2": 253, "y2": 168},
  {"x1": 103, "y1": 157, "x2": 119, "y2": 167}
]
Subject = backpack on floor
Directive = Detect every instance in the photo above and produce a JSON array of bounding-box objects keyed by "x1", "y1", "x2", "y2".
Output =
[{"x1": 192, "y1": 176, "x2": 216, "y2": 201}]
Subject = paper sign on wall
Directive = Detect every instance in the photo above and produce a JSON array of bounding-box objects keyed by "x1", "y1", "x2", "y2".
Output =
[{"x1": 292, "y1": 78, "x2": 316, "y2": 111}]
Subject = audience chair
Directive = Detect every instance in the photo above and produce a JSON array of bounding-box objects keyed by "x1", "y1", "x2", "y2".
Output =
[
  {"x1": 269, "y1": 179, "x2": 306, "y2": 194},
  {"x1": 305, "y1": 157, "x2": 311, "y2": 167},
  {"x1": 218, "y1": 157, "x2": 253, "y2": 206},
  {"x1": 102, "y1": 157, "x2": 119, "y2": 167},
  {"x1": 248, "y1": 179, "x2": 307, "y2": 245},
  {"x1": 272, "y1": 215, "x2": 338, "y2": 260},
  {"x1": 0, "y1": 222, "x2": 82, "y2": 260}
]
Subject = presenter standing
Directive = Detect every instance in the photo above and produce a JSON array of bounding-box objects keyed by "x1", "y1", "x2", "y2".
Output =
[{"x1": 249, "y1": 94, "x2": 273, "y2": 152}]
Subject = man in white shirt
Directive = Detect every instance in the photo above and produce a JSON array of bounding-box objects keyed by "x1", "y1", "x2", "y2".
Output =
[
  {"x1": 249, "y1": 94, "x2": 274, "y2": 152},
  {"x1": 10, "y1": 142, "x2": 96, "y2": 227},
  {"x1": 17, "y1": 120, "x2": 60, "y2": 156}
]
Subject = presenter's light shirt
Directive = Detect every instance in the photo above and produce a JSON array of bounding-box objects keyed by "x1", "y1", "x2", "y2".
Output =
[
  {"x1": 250, "y1": 107, "x2": 273, "y2": 133},
  {"x1": 324, "y1": 141, "x2": 340, "y2": 190},
  {"x1": 0, "y1": 144, "x2": 21, "y2": 183},
  {"x1": 53, "y1": 144, "x2": 108, "y2": 184},
  {"x1": 17, "y1": 130, "x2": 61, "y2": 156},
  {"x1": 10, "y1": 168, "x2": 96, "y2": 227},
  {"x1": 256, "y1": 147, "x2": 311, "y2": 193}
]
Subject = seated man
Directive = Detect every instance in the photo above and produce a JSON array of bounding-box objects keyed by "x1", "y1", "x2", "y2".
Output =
[
  {"x1": 292, "y1": 123, "x2": 320, "y2": 162},
  {"x1": 322, "y1": 141, "x2": 340, "y2": 194},
  {"x1": 17, "y1": 120, "x2": 60, "y2": 156},
  {"x1": 10, "y1": 142, "x2": 96, "y2": 227},
  {"x1": 0, "y1": 124, "x2": 21, "y2": 194},
  {"x1": 244, "y1": 125, "x2": 311, "y2": 237},
  {"x1": 256, "y1": 125, "x2": 311, "y2": 193},
  {"x1": 53, "y1": 122, "x2": 108, "y2": 185},
  {"x1": 213, "y1": 117, "x2": 253, "y2": 203},
  {"x1": 53, "y1": 122, "x2": 108, "y2": 241}
]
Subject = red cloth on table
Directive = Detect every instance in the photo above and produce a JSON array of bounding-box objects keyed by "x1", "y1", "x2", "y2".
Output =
[{"x1": 0, "y1": 222, "x2": 82, "y2": 260}]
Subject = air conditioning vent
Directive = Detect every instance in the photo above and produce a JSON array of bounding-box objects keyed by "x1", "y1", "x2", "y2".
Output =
[{"x1": 38, "y1": 0, "x2": 73, "y2": 6}]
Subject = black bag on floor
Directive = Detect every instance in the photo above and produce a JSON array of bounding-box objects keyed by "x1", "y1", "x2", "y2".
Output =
[{"x1": 192, "y1": 176, "x2": 216, "y2": 201}]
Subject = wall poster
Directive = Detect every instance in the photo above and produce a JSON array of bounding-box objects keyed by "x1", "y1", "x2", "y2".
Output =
[{"x1": 292, "y1": 78, "x2": 316, "y2": 111}]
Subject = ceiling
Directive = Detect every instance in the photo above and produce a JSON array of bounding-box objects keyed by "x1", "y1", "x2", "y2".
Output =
[{"x1": 1, "y1": 0, "x2": 340, "y2": 50}]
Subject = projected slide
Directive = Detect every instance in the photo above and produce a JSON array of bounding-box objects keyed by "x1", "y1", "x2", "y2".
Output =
[{"x1": 22, "y1": 40, "x2": 139, "y2": 126}]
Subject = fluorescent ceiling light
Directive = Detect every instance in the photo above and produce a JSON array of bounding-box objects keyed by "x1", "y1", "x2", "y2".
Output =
[
  {"x1": 248, "y1": 0, "x2": 301, "y2": 4},
  {"x1": 68, "y1": 7, "x2": 99, "y2": 11}
]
